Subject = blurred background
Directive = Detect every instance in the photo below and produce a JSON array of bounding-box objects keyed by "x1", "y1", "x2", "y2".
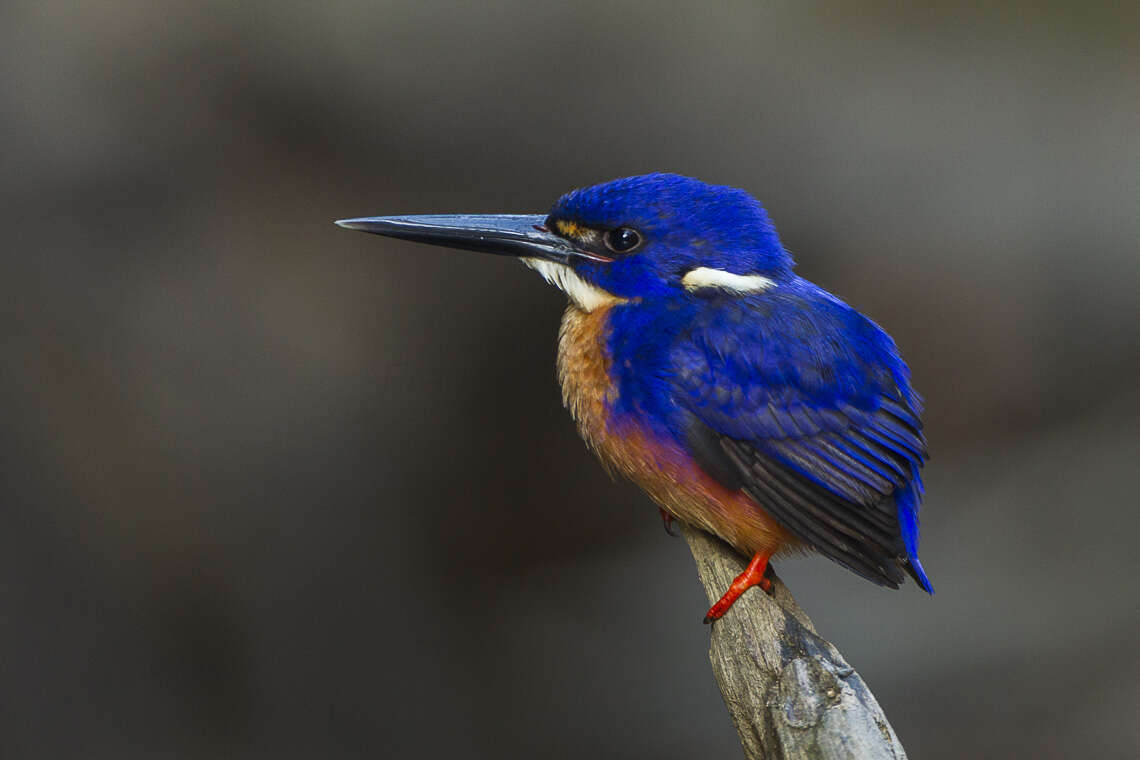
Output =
[{"x1": 3, "y1": 1, "x2": 1139, "y2": 757}]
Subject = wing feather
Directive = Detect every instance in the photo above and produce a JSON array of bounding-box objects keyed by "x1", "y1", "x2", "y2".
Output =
[{"x1": 669, "y1": 287, "x2": 933, "y2": 591}]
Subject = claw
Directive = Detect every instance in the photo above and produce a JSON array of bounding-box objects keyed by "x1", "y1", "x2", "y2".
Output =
[
  {"x1": 762, "y1": 562, "x2": 777, "y2": 596},
  {"x1": 659, "y1": 507, "x2": 679, "y2": 537},
  {"x1": 703, "y1": 551, "x2": 773, "y2": 624}
]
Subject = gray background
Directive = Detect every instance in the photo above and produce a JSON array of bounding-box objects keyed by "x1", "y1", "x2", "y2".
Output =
[{"x1": 3, "y1": 1, "x2": 1139, "y2": 757}]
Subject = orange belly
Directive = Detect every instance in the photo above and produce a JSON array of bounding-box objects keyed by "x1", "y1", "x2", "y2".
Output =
[{"x1": 557, "y1": 304, "x2": 795, "y2": 558}]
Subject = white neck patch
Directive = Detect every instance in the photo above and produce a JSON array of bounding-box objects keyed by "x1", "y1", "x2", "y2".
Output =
[
  {"x1": 681, "y1": 267, "x2": 775, "y2": 294},
  {"x1": 521, "y1": 258, "x2": 625, "y2": 312}
]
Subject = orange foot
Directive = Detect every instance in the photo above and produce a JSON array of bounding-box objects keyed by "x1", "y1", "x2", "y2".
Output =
[
  {"x1": 703, "y1": 551, "x2": 774, "y2": 624},
  {"x1": 659, "y1": 507, "x2": 679, "y2": 537}
]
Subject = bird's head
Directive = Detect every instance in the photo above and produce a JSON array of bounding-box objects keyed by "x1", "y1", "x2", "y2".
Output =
[{"x1": 337, "y1": 173, "x2": 793, "y2": 311}]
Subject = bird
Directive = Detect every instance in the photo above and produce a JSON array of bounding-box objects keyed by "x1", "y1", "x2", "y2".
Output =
[{"x1": 336, "y1": 173, "x2": 933, "y2": 623}]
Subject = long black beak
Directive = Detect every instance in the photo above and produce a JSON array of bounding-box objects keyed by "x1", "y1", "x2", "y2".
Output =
[{"x1": 334, "y1": 214, "x2": 612, "y2": 263}]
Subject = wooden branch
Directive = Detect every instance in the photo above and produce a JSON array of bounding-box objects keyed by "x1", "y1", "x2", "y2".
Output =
[{"x1": 683, "y1": 526, "x2": 908, "y2": 760}]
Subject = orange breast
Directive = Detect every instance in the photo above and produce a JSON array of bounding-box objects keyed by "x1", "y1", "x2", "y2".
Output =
[{"x1": 556, "y1": 304, "x2": 795, "y2": 558}]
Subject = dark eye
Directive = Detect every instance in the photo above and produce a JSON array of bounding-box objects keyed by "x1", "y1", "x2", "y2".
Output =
[{"x1": 604, "y1": 227, "x2": 642, "y2": 253}]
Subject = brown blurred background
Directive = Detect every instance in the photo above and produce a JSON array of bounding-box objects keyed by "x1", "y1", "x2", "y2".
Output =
[{"x1": 3, "y1": 1, "x2": 1139, "y2": 758}]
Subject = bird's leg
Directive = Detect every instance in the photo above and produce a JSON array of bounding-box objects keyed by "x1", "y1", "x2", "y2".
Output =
[
  {"x1": 703, "y1": 550, "x2": 773, "y2": 624},
  {"x1": 658, "y1": 507, "x2": 679, "y2": 537}
]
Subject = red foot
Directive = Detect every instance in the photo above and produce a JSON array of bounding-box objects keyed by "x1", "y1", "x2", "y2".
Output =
[
  {"x1": 703, "y1": 551, "x2": 774, "y2": 624},
  {"x1": 659, "y1": 507, "x2": 679, "y2": 537}
]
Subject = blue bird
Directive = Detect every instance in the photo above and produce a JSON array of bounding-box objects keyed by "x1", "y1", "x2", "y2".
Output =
[{"x1": 337, "y1": 173, "x2": 933, "y2": 622}]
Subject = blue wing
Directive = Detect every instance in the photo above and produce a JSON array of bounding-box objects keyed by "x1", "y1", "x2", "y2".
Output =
[{"x1": 670, "y1": 281, "x2": 934, "y2": 592}]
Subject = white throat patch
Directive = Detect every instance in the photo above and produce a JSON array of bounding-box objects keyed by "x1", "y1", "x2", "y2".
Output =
[
  {"x1": 521, "y1": 258, "x2": 625, "y2": 312},
  {"x1": 681, "y1": 267, "x2": 775, "y2": 294}
]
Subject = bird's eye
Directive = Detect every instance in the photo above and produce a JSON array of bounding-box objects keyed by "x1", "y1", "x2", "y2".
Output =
[{"x1": 603, "y1": 227, "x2": 642, "y2": 253}]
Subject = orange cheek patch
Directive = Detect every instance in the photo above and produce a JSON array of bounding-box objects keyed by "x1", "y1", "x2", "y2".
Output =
[{"x1": 555, "y1": 220, "x2": 585, "y2": 239}]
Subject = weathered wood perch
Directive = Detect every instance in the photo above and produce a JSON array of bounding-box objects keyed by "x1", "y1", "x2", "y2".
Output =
[{"x1": 683, "y1": 526, "x2": 908, "y2": 759}]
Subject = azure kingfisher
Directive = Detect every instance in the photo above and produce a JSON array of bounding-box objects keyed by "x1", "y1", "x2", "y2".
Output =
[{"x1": 337, "y1": 173, "x2": 933, "y2": 623}]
